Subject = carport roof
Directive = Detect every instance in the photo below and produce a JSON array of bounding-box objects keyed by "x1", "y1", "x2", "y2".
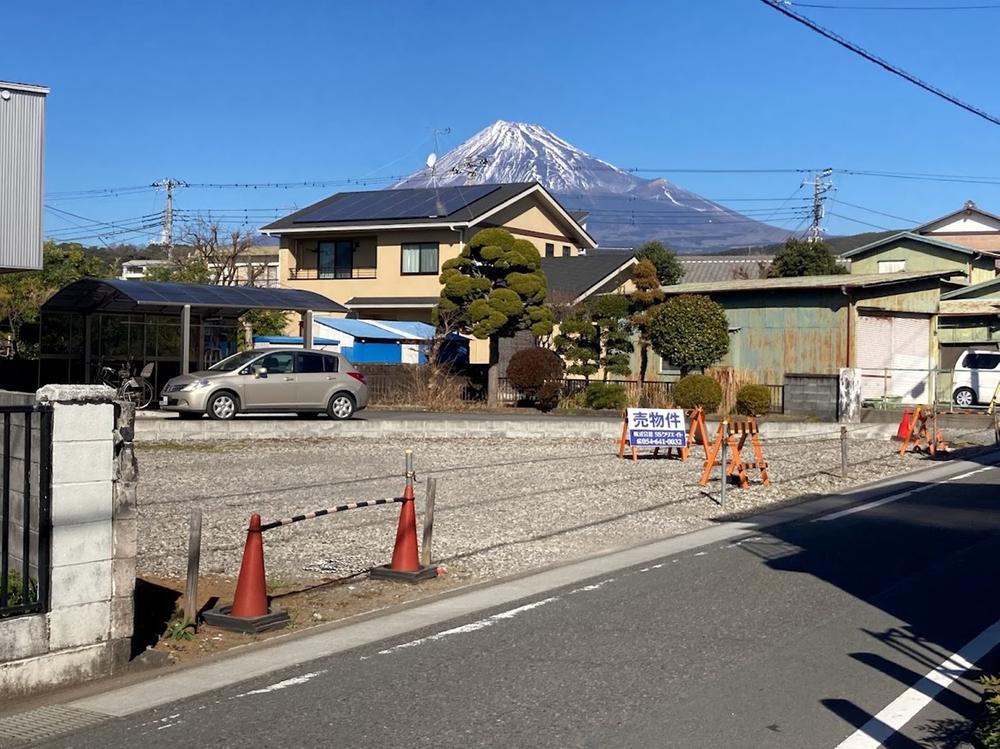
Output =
[{"x1": 42, "y1": 278, "x2": 349, "y2": 316}]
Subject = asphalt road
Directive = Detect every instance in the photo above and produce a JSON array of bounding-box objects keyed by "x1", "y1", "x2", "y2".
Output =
[{"x1": 32, "y1": 458, "x2": 1000, "y2": 748}]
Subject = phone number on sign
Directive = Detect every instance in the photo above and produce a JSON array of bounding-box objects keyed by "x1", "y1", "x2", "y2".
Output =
[{"x1": 629, "y1": 431, "x2": 687, "y2": 447}]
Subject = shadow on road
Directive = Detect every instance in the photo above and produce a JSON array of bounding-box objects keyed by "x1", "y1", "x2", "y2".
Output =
[{"x1": 728, "y1": 447, "x2": 1000, "y2": 746}]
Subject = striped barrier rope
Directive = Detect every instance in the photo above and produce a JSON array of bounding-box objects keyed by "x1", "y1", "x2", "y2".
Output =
[{"x1": 260, "y1": 497, "x2": 404, "y2": 532}]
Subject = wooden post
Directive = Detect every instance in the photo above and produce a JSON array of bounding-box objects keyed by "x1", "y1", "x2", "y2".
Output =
[
  {"x1": 720, "y1": 437, "x2": 728, "y2": 510},
  {"x1": 840, "y1": 425, "x2": 848, "y2": 478},
  {"x1": 421, "y1": 477, "x2": 437, "y2": 568},
  {"x1": 184, "y1": 508, "x2": 202, "y2": 626}
]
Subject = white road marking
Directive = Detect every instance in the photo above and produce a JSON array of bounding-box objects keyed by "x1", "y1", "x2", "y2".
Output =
[
  {"x1": 947, "y1": 465, "x2": 993, "y2": 481},
  {"x1": 235, "y1": 671, "x2": 326, "y2": 697},
  {"x1": 693, "y1": 551, "x2": 708, "y2": 556},
  {"x1": 815, "y1": 487, "x2": 929, "y2": 522},
  {"x1": 816, "y1": 463, "x2": 998, "y2": 523},
  {"x1": 368, "y1": 597, "x2": 559, "y2": 658},
  {"x1": 569, "y1": 577, "x2": 616, "y2": 593},
  {"x1": 833, "y1": 618, "x2": 1000, "y2": 749}
]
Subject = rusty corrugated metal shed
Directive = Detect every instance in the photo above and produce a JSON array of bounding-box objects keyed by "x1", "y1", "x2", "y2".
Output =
[{"x1": 0, "y1": 80, "x2": 48, "y2": 271}]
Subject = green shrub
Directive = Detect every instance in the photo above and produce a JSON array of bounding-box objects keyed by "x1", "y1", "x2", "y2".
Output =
[
  {"x1": 672, "y1": 374, "x2": 722, "y2": 412},
  {"x1": 534, "y1": 381, "x2": 562, "y2": 413},
  {"x1": 735, "y1": 384, "x2": 771, "y2": 416},
  {"x1": 4, "y1": 569, "x2": 37, "y2": 606},
  {"x1": 506, "y1": 347, "x2": 564, "y2": 398},
  {"x1": 976, "y1": 676, "x2": 1000, "y2": 748},
  {"x1": 584, "y1": 382, "x2": 628, "y2": 411}
]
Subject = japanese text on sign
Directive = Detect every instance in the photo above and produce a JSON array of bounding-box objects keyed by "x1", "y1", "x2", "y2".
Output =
[{"x1": 626, "y1": 408, "x2": 688, "y2": 448}]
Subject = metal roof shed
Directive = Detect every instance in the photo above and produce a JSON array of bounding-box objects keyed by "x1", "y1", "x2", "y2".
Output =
[{"x1": 42, "y1": 278, "x2": 349, "y2": 375}]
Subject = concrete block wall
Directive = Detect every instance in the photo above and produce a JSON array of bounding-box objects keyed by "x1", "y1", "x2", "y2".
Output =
[
  {"x1": 784, "y1": 374, "x2": 840, "y2": 421},
  {"x1": 0, "y1": 385, "x2": 136, "y2": 697}
]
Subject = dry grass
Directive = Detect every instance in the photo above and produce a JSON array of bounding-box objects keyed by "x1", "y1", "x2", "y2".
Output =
[
  {"x1": 705, "y1": 367, "x2": 762, "y2": 414},
  {"x1": 367, "y1": 365, "x2": 483, "y2": 411}
]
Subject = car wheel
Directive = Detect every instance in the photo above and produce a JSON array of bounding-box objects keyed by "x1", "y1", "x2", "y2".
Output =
[
  {"x1": 327, "y1": 393, "x2": 355, "y2": 420},
  {"x1": 953, "y1": 387, "x2": 976, "y2": 408},
  {"x1": 207, "y1": 391, "x2": 239, "y2": 420}
]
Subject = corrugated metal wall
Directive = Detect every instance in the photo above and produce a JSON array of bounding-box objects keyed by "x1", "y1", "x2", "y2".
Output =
[{"x1": 0, "y1": 86, "x2": 46, "y2": 271}]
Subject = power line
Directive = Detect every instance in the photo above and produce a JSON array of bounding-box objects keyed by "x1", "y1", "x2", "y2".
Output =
[
  {"x1": 826, "y1": 211, "x2": 894, "y2": 230},
  {"x1": 790, "y1": 1, "x2": 1000, "y2": 9},
  {"x1": 760, "y1": 0, "x2": 1000, "y2": 126},
  {"x1": 828, "y1": 197, "x2": 916, "y2": 223}
]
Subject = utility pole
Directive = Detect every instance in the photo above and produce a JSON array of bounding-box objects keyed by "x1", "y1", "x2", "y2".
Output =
[
  {"x1": 807, "y1": 168, "x2": 833, "y2": 243},
  {"x1": 152, "y1": 178, "x2": 188, "y2": 260}
]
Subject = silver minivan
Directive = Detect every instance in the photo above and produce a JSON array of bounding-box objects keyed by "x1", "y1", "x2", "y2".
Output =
[{"x1": 160, "y1": 348, "x2": 368, "y2": 420}]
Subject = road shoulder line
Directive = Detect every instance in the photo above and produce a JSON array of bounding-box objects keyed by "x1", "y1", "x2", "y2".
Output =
[{"x1": 35, "y1": 446, "x2": 1000, "y2": 719}]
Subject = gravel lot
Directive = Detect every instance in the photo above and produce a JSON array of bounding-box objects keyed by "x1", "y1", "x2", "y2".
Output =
[{"x1": 135, "y1": 429, "x2": 995, "y2": 583}]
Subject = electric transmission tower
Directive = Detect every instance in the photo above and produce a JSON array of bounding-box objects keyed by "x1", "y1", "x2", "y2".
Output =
[
  {"x1": 152, "y1": 178, "x2": 188, "y2": 259},
  {"x1": 807, "y1": 168, "x2": 834, "y2": 243}
]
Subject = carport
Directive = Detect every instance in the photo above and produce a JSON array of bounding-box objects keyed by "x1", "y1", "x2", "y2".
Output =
[{"x1": 39, "y1": 278, "x2": 349, "y2": 391}]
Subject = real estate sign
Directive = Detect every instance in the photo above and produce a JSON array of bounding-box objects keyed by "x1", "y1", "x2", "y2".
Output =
[{"x1": 626, "y1": 408, "x2": 688, "y2": 448}]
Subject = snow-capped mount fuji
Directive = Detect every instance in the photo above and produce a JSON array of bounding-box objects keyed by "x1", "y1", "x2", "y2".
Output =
[{"x1": 392, "y1": 121, "x2": 791, "y2": 252}]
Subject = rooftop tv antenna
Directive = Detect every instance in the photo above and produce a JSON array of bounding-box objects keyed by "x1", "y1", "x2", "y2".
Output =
[{"x1": 427, "y1": 127, "x2": 451, "y2": 186}]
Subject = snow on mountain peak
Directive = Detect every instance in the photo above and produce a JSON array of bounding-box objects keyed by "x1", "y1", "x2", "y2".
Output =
[
  {"x1": 393, "y1": 120, "x2": 638, "y2": 194},
  {"x1": 391, "y1": 120, "x2": 791, "y2": 251}
]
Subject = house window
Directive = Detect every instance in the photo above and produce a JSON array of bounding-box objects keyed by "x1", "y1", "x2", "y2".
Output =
[
  {"x1": 318, "y1": 240, "x2": 355, "y2": 279},
  {"x1": 401, "y1": 242, "x2": 439, "y2": 275},
  {"x1": 878, "y1": 260, "x2": 906, "y2": 273},
  {"x1": 545, "y1": 243, "x2": 555, "y2": 258},
  {"x1": 658, "y1": 356, "x2": 680, "y2": 376},
  {"x1": 562, "y1": 245, "x2": 570, "y2": 257}
]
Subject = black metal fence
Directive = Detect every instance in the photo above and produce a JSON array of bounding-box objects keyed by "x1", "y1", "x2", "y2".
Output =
[{"x1": 1, "y1": 405, "x2": 53, "y2": 619}]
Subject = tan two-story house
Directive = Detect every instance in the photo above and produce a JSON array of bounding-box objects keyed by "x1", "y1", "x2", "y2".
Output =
[{"x1": 261, "y1": 182, "x2": 598, "y2": 323}]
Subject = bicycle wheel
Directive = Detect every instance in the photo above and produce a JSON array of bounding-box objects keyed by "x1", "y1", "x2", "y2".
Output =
[{"x1": 121, "y1": 381, "x2": 154, "y2": 410}]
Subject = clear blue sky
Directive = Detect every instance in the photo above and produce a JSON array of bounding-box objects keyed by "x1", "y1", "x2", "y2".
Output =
[{"x1": 5, "y1": 0, "x2": 1000, "y2": 244}]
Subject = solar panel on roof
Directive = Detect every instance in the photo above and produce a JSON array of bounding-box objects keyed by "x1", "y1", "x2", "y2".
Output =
[{"x1": 293, "y1": 185, "x2": 500, "y2": 224}]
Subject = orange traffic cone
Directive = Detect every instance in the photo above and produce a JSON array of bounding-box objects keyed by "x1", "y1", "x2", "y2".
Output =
[
  {"x1": 202, "y1": 513, "x2": 290, "y2": 633},
  {"x1": 231, "y1": 513, "x2": 268, "y2": 618},
  {"x1": 371, "y1": 450, "x2": 438, "y2": 583},
  {"x1": 896, "y1": 407, "x2": 912, "y2": 441},
  {"x1": 388, "y1": 482, "x2": 421, "y2": 573}
]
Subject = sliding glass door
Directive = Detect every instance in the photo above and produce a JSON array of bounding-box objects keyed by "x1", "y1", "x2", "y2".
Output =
[{"x1": 318, "y1": 240, "x2": 355, "y2": 279}]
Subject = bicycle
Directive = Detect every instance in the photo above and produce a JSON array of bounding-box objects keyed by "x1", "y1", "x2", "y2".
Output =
[{"x1": 99, "y1": 361, "x2": 155, "y2": 410}]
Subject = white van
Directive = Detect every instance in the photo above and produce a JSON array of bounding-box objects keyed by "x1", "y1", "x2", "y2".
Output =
[{"x1": 952, "y1": 348, "x2": 1000, "y2": 407}]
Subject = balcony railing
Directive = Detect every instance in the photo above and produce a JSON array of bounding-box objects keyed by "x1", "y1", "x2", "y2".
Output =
[{"x1": 288, "y1": 267, "x2": 377, "y2": 280}]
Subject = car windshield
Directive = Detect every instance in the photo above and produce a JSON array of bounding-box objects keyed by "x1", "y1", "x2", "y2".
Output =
[{"x1": 208, "y1": 351, "x2": 262, "y2": 372}]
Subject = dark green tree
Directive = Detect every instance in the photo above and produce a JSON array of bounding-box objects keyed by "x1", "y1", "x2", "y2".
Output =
[
  {"x1": 648, "y1": 294, "x2": 729, "y2": 377},
  {"x1": 768, "y1": 239, "x2": 844, "y2": 277},
  {"x1": 434, "y1": 228, "x2": 552, "y2": 405},
  {"x1": 589, "y1": 293, "x2": 632, "y2": 380},
  {"x1": 626, "y1": 259, "x2": 665, "y2": 382},
  {"x1": 553, "y1": 306, "x2": 600, "y2": 381},
  {"x1": 635, "y1": 240, "x2": 684, "y2": 285},
  {"x1": 0, "y1": 242, "x2": 109, "y2": 357}
]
